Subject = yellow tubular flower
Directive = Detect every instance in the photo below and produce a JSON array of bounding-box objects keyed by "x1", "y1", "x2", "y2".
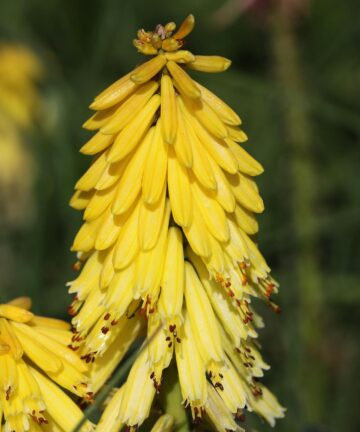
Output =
[
  {"x1": 69, "y1": 14, "x2": 285, "y2": 430},
  {"x1": 0, "y1": 297, "x2": 94, "y2": 432}
]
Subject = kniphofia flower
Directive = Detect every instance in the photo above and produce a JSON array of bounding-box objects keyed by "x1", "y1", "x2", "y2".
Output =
[
  {"x1": 0, "y1": 297, "x2": 94, "y2": 432},
  {"x1": 69, "y1": 14, "x2": 285, "y2": 430}
]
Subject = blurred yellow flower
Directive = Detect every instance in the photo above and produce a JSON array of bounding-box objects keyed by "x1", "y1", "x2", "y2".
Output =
[
  {"x1": 0, "y1": 297, "x2": 94, "y2": 431},
  {"x1": 69, "y1": 14, "x2": 285, "y2": 430},
  {"x1": 0, "y1": 44, "x2": 42, "y2": 227}
]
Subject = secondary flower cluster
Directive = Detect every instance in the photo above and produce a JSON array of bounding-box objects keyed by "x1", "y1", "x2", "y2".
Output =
[
  {"x1": 0, "y1": 297, "x2": 94, "y2": 432},
  {"x1": 67, "y1": 14, "x2": 284, "y2": 431}
]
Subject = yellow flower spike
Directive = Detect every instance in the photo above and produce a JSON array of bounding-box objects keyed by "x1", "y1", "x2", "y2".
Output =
[
  {"x1": 142, "y1": 120, "x2": 168, "y2": 204},
  {"x1": 160, "y1": 75, "x2": 177, "y2": 144},
  {"x1": 130, "y1": 55, "x2": 167, "y2": 84},
  {"x1": 188, "y1": 55, "x2": 232, "y2": 73},
  {"x1": 69, "y1": 14, "x2": 284, "y2": 431},
  {"x1": 0, "y1": 304, "x2": 34, "y2": 323},
  {"x1": 166, "y1": 60, "x2": 201, "y2": 99},
  {"x1": 172, "y1": 14, "x2": 195, "y2": 40},
  {"x1": 0, "y1": 298, "x2": 95, "y2": 431}
]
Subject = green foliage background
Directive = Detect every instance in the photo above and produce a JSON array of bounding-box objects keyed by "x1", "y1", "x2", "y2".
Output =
[{"x1": 0, "y1": 0, "x2": 359, "y2": 431}]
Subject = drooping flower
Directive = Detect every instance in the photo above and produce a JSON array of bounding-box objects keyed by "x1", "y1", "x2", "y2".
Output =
[
  {"x1": 69, "y1": 14, "x2": 285, "y2": 430},
  {"x1": 0, "y1": 297, "x2": 94, "y2": 432}
]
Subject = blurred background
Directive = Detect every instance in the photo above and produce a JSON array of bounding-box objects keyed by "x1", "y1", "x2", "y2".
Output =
[{"x1": 0, "y1": 0, "x2": 359, "y2": 431}]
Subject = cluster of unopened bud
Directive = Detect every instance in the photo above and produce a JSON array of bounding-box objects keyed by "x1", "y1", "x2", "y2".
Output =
[{"x1": 133, "y1": 15, "x2": 195, "y2": 55}]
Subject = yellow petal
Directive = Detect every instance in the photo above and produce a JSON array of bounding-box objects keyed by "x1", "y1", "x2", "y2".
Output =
[
  {"x1": 175, "y1": 308, "x2": 207, "y2": 412},
  {"x1": 118, "y1": 348, "x2": 156, "y2": 427},
  {"x1": 233, "y1": 204, "x2": 259, "y2": 235},
  {"x1": 90, "y1": 72, "x2": 138, "y2": 111},
  {"x1": 71, "y1": 215, "x2": 102, "y2": 252},
  {"x1": 227, "y1": 125, "x2": 248, "y2": 142},
  {"x1": 105, "y1": 263, "x2": 136, "y2": 314},
  {"x1": 226, "y1": 172, "x2": 264, "y2": 213},
  {"x1": 30, "y1": 316, "x2": 71, "y2": 330},
  {"x1": 167, "y1": 61, "x2": 200, "y2": 100},
  {"x1": 191, "y1": 178, "x2": 229, "y2": 243},
  {"x1": 84, "y1": 181, "x2": 118, "y2": 221},
  {"x1": 142, "y1": 120, "x2": 168, "y2": 204},
  {"x1": 158, "y1": 227, "x2": 184, "y2": 319},
  {"x1": 188, "y1": 55, "x2": 231, "y2": 73},
  {"x1": 135, "y1": 201, "x2": 170, "y2": 299},
  {"x1": 107, "y1": 95, "x2": 160, "y2": 163},
  {"x1": 95, "y1": 207, "x2": 124, "y2": 251},
  {"x1": 196, "y1": 81, "x2": 241, "y2": 126},
  {"x1": 101, "y1": 80, "x2": 159, "y2": 135},
  {"x1": 0, "y1": 304, "x2": 33, "y2": 323},
  {"x1": 112, "y1": 128, "x2": 153, "y2": 215},
  {"x1": 83, "y1": 104, "x2": 119, "y2": 130},
  {"x1": 181, "y1": 95, "x2": 228, "y2": 140},
  {"x1": 138, "y1": 183, "x2": 166, "y2": 251},
  {"x1": 75, "y1": 151, "x2": 108, "y2": 191},
  {"x1": 97, "y1": 387, "x2": 124, "y2": 432},
  {"x1": 165, "y1": 50, "x2": 195, "y2": 63},
  {"x1": 183, "y1": 200, "x2": 212, "y2": 259},
  {"x1": 30, "y1": 367, "x2": 94, "y2": 432},
  {"x1": 95, "y1": 157, "x2": 127, "y2": 191},
  {"x1": 167, "y1": 148, "x2": 193, "y2": 228},
  {"x1": 0, "y1": 319, "x2": 23, "y2": 360},
  {"x1": 185, "y1": 109, "x2": 237, "y2": 174},
  {"x1": 207, "y1": 157, "x2": 236, "y2": 213},
  {"x1": 226, "y1": 138, "x2": 263, "y2": 176},
  {"x1": 160, "y1": 75, "x2": 177, "y2": 144},
  {"x1": 184, "y1": 262, "x2": 224, "y2": 365},
  {"x1": 130, "y1": 55, "x2": 166, "y2": 84},
  {"x1": 69, "y1": 189, "x2": 94, "y2": 210},
  {"x1": 173, "y1": 14, "x2": 195, "y2": 40},
  {"x1": 151, "y1": 414, "x2": 175, "y2": 432},
  {"x1": 7, "y1": 297, "x2": 32, "y2": 310},
  {"x1": 113, "y1": 199, "x2": 141, "y2": 269},
  {"x1": 80, "y1": 132, "x2": 114, "y2": 155},
  {"x1": 173, "y1": 97, "x2": 193, "y2": 168}
]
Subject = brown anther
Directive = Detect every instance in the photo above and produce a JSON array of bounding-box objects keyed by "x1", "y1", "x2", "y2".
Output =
[
  {"x1": 165, "y1": 336, "x2": 171, "y2": 341},
  {"x1": 168, "y1": 342, "x2": 173, "y2": 348},
  {"x1": 72, "y1": 261, "x2": 82, "y2": 271},
  {"x1": 169, "y1": 324, "x2": 176, "y2": 332},
  {"x1": 101, "y1": 326, "x2": 109, "y2": 335},
  {"x1": 150, "y1": 371, "x2": 155, "y2": 379},
  {"x1": 104, "y1": 313, "x2": 111, "y2": 320},
  {"x1": 111, "y1": 319, "x2": 119, "y2": 326},
  {"x1": 5, "y1": 386, "x2": 11, "y2": 400},
  {"x1": 176, "y1": 337, "x2": 181, "y2": 343},
  {"x1": 215, "y1": 382, "x2": 224, "y2": 391}
]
